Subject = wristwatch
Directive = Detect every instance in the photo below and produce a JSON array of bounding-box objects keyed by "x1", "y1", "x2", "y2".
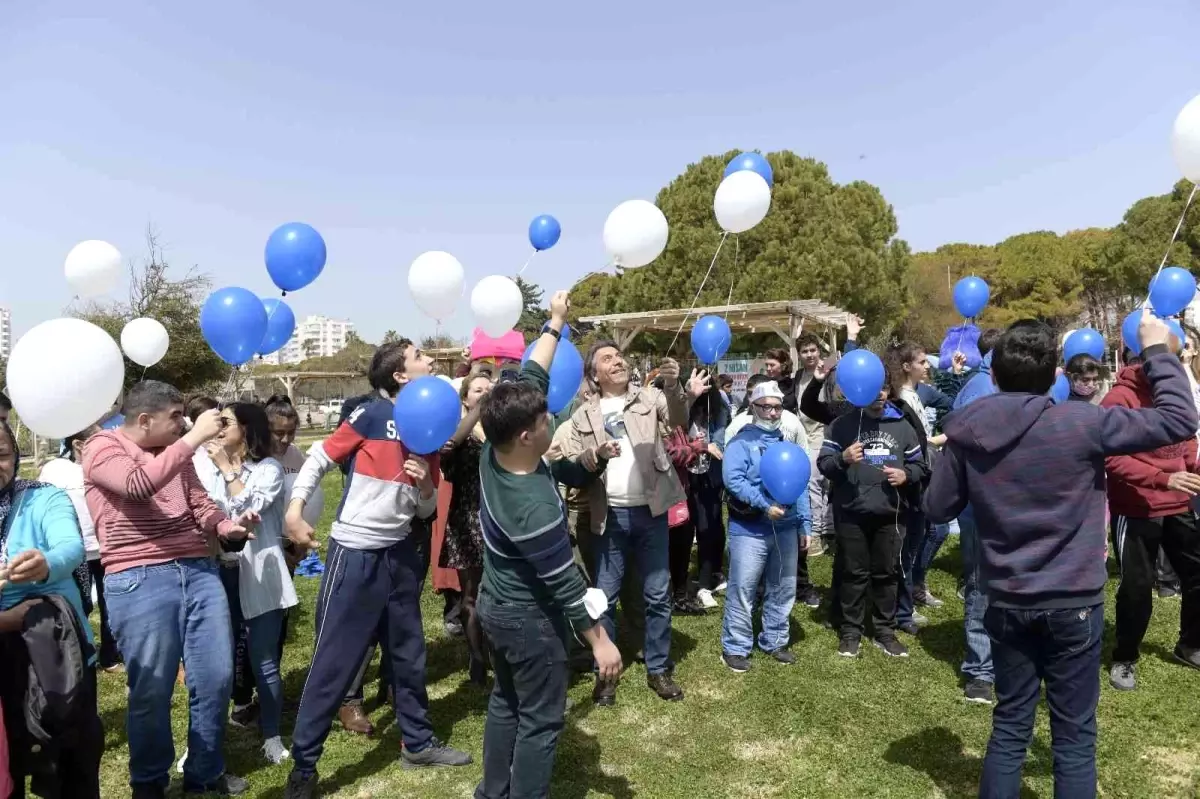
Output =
[{"x1": 223, "y1": 471, "x2": 240, "y2": 484}]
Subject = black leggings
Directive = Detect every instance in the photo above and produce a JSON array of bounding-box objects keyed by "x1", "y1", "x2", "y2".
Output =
[
  {"x1": 457, "y1": 567, "x2": 489, "y2": 671},
  {"x1": 668, "y1": 520, "x2": 696, "y2": 596},
  {"x1": 690, "y1": 473, "x2": 726, "y2": 590}
]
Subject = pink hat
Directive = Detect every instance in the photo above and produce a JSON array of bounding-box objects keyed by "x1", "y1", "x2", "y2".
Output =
[{"x1": 469, "y1": 327, "x2": 526, "y2": 363}]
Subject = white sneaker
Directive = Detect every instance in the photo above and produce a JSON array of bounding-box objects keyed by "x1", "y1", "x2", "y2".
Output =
[
  {"x1": 176, "y1": 748, "x2": 187, "y2": 774},
  {"x1": 696, "y1": 588, "x2": 719, "y2": 609},
  {"x1": 713, "y1": 580, "x2": 728, "y2": 594},
  {"x1": 262, "y1": 736, "x2": 290, "y2": 765}
]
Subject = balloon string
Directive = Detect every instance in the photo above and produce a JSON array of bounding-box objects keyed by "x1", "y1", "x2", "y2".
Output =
[
  {"x1": 667, "y1": 231, "x2": 729, "y2": 353},
  {"x1": 723, "y1": 236, "x2": 740, "y2": 320},
  {"x1": 1140, "y1": 182, "x2": 1199, "y2": 312},
  {"x1": 518, "y1": 250, "x2": 537, "y2": 276}
]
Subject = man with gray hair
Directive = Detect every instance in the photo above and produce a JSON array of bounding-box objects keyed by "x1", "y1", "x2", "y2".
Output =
[
  {"x1": 557, "y1": 342, "x2": 706, "y2": 706},
  {"x1": 84, "y1": 380, "x2": 255, "y2": 798}
]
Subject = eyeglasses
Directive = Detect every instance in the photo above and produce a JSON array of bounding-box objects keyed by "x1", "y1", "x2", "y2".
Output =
[{"x1": 752, "y1": 403, "x2": 783, "y2": 416}]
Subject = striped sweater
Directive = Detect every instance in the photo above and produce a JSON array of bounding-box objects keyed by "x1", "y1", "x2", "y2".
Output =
[{"x1": 83, "y1": 429, "x2": 236, "y2": 574}]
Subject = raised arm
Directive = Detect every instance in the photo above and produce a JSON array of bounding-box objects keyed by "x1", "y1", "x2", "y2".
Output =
[
  {"x1": 1096, "y1": 343, "x2": 1198, "y2": 456},
  {"x1": 525, "y1": 290, "x2": 569, "y2": 375}
]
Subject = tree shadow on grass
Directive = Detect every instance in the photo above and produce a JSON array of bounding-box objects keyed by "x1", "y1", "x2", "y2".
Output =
[
  {"x1": 886, "y1": 725, "x2": 1055, "y2": 799},
  {"x1": 550, "y1": 701, "x2": 635, "y2": 799}
]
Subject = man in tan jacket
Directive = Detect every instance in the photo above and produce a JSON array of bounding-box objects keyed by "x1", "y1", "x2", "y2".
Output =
[{"x1": 557, "y1": 342, "x2": 706, "y2": 706}]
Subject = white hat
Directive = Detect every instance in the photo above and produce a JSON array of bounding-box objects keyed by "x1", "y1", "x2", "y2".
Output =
[{"x1": 749, "y1": 381, "x2": 785, "y2": 403}]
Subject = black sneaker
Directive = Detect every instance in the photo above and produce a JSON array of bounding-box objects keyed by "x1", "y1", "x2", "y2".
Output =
[
  {"x1": 963, "y1": 679, "x2": 995, "y2": 705},
  {"x1": 592, "y1": 676, "x2": 617, "y2": 706},
  {"x1": 229, "y1": 701, "x2": 260, "y2": 728},
  {"x1": 798, "y1": 586, "x2": 822, "y2": 609},
  {"x1": 913, "y1": 585, "x2": 944, "y2": 608},
  {"x1": 183, "y1": 773, "x2": 249, "y2": 796},
  {"x1": 132, "y1": 784, "x2": 167, "y2": 799},
  {"x1": 838, "y1": 636, "x2": 861, "y2": 658},
  {"x1": 400, "y1": 738, "x2": 473, "y2": 769},
  {"x1": 672, "y1": 595, "x2": 706, "y2": 616},
  {"x1": 765, "y1": 649, "x2": 796, "y2": 665},
  {"x1": 874, "y1": 637, "x2": 909, "y2": 658},
  {"x1": 897, "y1": 620, "x2": 920, "y2": 636},
  {"x1": 1159, "y1": 583, "x2": 1181, "y2": 599},
  {"x1": 647, "y1": 672, "x2": 684, "y2": 701},
  {"x1": 722, "y1": 652, "x2": 751, "y2": 673},
  {"x1": 283, "y1": 771, "x2": 317, "y2": 799},
  {"x1": 1174, "y1": 643, "x2": 1200, "y2": 670}
]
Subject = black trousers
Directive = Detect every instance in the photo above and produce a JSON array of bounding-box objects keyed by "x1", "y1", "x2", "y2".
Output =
[
  {"x1": 1112, "y1": 512, "x2": 1200, "y2": 663},
  {"x1": 475, "y1": 593, "x2": 569, "y2": 799},
  {"x1": 668, "y1": 520, "x2": 695, "y2": 597},
  {"x1": 86, "y1": 559, "x2": 121, "y2": 669},
  {"x1": 0, "y1": 633, "x2": 103, "y2": 799},
  {"x1": 690, "y1": 472, "x2": 726, "y2": 590},
  {"x1": 836, "y1": 515, "x2": 901, "y2": 639}
]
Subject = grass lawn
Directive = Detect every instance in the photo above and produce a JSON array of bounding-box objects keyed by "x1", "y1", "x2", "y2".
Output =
[{"x1": 92, "y1": 471, "x2": 1200, "y2": 798}]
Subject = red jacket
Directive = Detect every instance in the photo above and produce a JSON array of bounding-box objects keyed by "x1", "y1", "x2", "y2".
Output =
[{"x1": 1102, "y1": 364, "x2": 1199, "y2": 518}]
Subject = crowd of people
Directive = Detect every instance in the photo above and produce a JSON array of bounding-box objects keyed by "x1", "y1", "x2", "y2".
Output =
[{"x1": 0, "y1": 294, "x2": 1197, "y2": 798}]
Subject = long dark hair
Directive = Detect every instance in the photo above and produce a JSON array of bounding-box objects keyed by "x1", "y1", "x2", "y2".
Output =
[{"x1": 227, "y1": 402, "x2": 273, "y2": 463}]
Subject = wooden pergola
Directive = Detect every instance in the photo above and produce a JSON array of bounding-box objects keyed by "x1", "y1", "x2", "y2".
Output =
[{"x1": 579, "y1": 299, "x2": 852, "y2": 368}]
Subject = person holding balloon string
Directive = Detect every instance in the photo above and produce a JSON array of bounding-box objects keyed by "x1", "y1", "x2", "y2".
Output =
[
  {"x1": 556, "y1": 341, "x2": 709, "y2": 707},
  {"x1": 718, "y1": 381, "x2": 810, "y2": 673},
  {"x1": 282, "y1": 339, "x2": 473, "y2": 798},
  {"x1": 437, "y1": 370, "x2": 496, "y2": 688},
  {"x1": 818, "y1": 351, "x2": 931, "y2": 660}
]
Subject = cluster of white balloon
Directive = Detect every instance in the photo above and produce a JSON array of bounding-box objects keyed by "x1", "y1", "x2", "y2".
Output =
[{"x1": 8, "y1": 241, "x2": 172, "y2": 439}]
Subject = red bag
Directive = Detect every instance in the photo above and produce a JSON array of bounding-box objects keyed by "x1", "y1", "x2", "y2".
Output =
[{"x1": 667, "y1": 500, "x2": 690, "y2": 528}]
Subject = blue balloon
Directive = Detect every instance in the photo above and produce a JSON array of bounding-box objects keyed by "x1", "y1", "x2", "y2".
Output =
[
  {"x1": 201, "y1": 287, "x2": 269, "y2": 366},
  {"x1": 528, "y1": 214, "x2": 562, "y2": 251},
  {"x1": 953, "y1": 276, "x2": 990, "y2": 318},
  {"x1": 522, "y1": 339, "x2": 586, "y2": 414},
  {"x1": 1049, "y1": 373, "x2": 1070, "y2": 404},
  {"x1": 258, "y1": 298, "x2": 297, "y2": 356},
  {"x1": 836, "y1": 350, "x2": 886, "y2": 408},
  {"x1": 265, "y1": 222, "x2": 327, "y2": 292},
  {"x1": 393, "y1": 376, "x2": 460, "y2": 455},
  {"x1": 1063, "y1": 328, "x2": 1105, "y2": 362},
  {"x1": 724, "y1": 152, "x2": 773, "y2": 187},
  {"x1": 691, "y1": 315, "x2": 732, "y2": 364},
  {"x1": 1149, "y1": 266, "x2": 1197, "y2": 318},
  {"x1": 759, "y1": 442, "x2": 811, "y2": 506},
  {"x1": 1121, "y1": 310, "x2": 1186, "y2": 354}
]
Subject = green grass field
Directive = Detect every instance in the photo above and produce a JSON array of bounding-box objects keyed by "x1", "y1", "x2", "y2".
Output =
[{"x1": 91, "y1": 471, "x2": 1200, "y2": 798}]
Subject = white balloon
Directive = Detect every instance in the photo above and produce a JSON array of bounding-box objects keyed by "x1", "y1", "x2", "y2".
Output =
[
  {"x1": 64, "y1": 240, "x2": 122, "y2": 298},
  {"x1": 470, "y1": 275, "x2": 523, "y2": 338},
  {"x1": 603, "y1": 200, "x2": 669, "y2": 269},
  {"x1": 714, "y1": 171, "x2": 772, "y2": 233},
  {"x1": 284, "y1": 473, "x2": 324, "y2": 529},
  {"x1": 7, "y1": 318, "x2": 125, "y2": 438},
  {"x1": 120, "y1": 317, "x2": 170, "y2": 368},
  {"x1": 1172, "y1": 94, "x2": 1200, "y2": 182},
  {"x1": 408, "y1": 251, "x2": 465, "y2": 321}
]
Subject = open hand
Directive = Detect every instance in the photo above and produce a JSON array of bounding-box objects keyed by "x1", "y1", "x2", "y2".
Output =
[
  {"x1": 687, "y1": 368, "x2": 712, "y2": 399},
  {"x1": 707, "y1": 443, "x2": 723, "y2": 460},
  {"x1": 595, "y1": 440, "x2": 622, "y2": 460},
  {"x1": 1167, "y1": 472, "x2": 1200, "y2": 496},
  {"x1": 593, "y1": 637, "x2": 623, "y2": 682}
]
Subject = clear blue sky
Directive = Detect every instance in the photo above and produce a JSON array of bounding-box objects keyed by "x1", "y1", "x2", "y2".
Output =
[{"x1": 2, "y1": 1, "x2": 1198, "y2": 343}]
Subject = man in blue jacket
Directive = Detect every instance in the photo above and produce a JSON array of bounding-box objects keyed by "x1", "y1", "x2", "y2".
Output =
[
  {"x1": 719, "y1": 382, "x2": 810, "y2": 672},
  {"x1": 925, "y1": 313, "x2": 1196, "y2": 798}
]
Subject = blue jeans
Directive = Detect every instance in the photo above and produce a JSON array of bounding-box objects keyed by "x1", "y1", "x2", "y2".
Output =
[
  {"x1": 721, "y1": 529, "x2": 798, "y2": 656},
  {"x1": 595, "y1": 506, "x2": 672, "y2": 674},
  {"x1": 246, "y1": 609, "x2": 286, "y2": 738},
  {"x1": 104, "y1": 558, "x2": 233, "y2": 792},
  {"x1": 959, "y1": 506, "x2": 992, "y2": 682},
  {"x1": 913, "y1": 520, "x2": 955, "y2": 586},
  {"x1": 896, "y1": 510, "x2": 926, "y2": 624},
  {"x1": 475, "y1": 593, "x2": 569, "y2": 799},
  {"x1": 981, "y1": 604, "x2": 1102, "y2": 799}
]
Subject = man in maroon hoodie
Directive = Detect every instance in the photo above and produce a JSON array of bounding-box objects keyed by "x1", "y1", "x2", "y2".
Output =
[{"x1": 1102, "y1": 345, "x2": 1200, "y2": 691}]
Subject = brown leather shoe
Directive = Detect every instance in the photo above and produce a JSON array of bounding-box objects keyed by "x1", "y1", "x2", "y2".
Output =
[
  {"x1": 647, "y1": 673, "x2": 683, "y2": 701},
  {"x1": 338, "y1": 701, "x2": 374, "y2": 736}
]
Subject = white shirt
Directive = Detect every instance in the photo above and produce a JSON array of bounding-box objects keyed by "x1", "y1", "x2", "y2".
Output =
[
  {"x1": 194, "y1": 451, "x2": 298, "y2": 620},
  {"x1": 279, "y1": 444, "x2": 324, "y2": 528},
  {"x1": 598, "y1": 396, "x2": 647, "y2": 507},
  {"x1": 37, "y1": 458, "x2": 99, "y2": 560}
]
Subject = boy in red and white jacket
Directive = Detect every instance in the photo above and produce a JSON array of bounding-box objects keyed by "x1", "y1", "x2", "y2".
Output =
[{"x1": 1103, "y1": 353, "x2": 1200, "y2": 690}]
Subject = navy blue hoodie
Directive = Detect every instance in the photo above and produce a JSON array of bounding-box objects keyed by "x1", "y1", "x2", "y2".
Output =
[{"x1": 924, "y1": 344, "x2": 1196, "y2": 610}]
